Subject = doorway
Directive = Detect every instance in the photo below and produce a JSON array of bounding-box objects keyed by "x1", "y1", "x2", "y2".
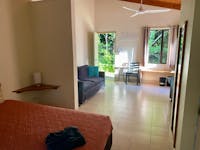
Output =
[{"x1": 95, "y1": 32, "x2": 116, "y2": 77}]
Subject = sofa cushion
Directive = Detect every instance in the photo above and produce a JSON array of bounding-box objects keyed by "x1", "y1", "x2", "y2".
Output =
[
  {"x1": 78, "y1": 65, "x2": 88, "y2": 80},
  {"x1": 83, "y1": 77, "x2": 104, "y2": 84},
  {"x1": 88, "y1": 66, "x2": 99, "y2": 77},
  {"x1": 82, "y1": 81, "x2": 95, "y2": 92}
]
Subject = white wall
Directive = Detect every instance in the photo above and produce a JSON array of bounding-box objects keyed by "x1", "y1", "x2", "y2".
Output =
[
  {"x1": 0, "y1": 0, "x2": 35, "y2": 102},
  {"x1": 72, "y1": 0, "x2": 95, "y2": 66},
  {"x1": 95, "y1": 0, "x2": 180, "y2": 63},
  {"x1": 30, "y1": 0, "x2": 78, "y2": 109},
  {"x1": 176, "y1": 0, "x2": 200, "y2": 149}
]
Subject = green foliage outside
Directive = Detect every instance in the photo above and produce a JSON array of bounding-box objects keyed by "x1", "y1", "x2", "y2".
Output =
[
  {"x1": 148, "y1": 29, "x2": 169, "y2": 64},
  {"x1": 97, "y1": 33, "x2": 116, "y2": 72}
]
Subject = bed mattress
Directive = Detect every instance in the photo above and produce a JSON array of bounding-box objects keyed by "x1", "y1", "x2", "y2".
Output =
[{"x1": 0, "y1": 100, "x2": 112, "y2": 150}]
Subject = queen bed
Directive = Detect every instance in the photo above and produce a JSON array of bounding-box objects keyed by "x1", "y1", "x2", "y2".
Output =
[{"x1": 0, "y1": 100, "x2": 112, "y2": 150}]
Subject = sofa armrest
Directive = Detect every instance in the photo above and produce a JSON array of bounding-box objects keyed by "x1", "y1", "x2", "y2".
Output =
[
  {"x1": 78, "y1": 80, "x2": 85, "y2": 105},
  {"x1": 78, "y1": 80, "x2": 84, "y2": 90},
  {"x1": 99, "y1": 71, "x2": 105, "y2": 78}
]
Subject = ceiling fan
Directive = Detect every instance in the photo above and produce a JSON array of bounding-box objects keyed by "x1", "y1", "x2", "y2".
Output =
[{"x1": 123, "y1": 0, "x2": 171, "y2": 17}]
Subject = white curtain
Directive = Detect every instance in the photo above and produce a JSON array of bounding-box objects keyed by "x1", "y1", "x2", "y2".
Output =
[
  {"x1": 169, "y1": 26, "x2": 179, "y2": 69},
  {"x1": 143, "y1": 27, "x2": 150, "y2": 66},
  {"x1": 115, "y1": 32, "x2": 138, "y2": 66}
]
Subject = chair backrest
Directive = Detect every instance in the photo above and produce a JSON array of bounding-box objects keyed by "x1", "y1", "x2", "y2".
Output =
[{"x1": 128, "y1": 62, "x2": 140, "y2": 73}]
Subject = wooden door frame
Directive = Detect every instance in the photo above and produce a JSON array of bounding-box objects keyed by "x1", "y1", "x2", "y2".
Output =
[{"x1": 172, "y1": 21, "x2": 188, "y2": 148}]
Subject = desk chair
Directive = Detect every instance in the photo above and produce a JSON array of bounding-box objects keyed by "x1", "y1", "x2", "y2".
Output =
[{"x1": 125, "y1": 62, "x2": 140, "y2": 85}]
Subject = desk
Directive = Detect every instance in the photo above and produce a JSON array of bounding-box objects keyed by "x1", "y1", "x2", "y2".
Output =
[
  {"x1": 140, "y1": 68, "x2": 175, "y2": 85},
  {"x1": 140, "y1": 68, "x2": 175, "y2": 74}
]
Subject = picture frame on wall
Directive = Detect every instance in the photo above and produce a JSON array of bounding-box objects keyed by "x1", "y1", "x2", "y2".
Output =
[{"x1": 171, "y1": 21, "x2": 188, "y2": 148}]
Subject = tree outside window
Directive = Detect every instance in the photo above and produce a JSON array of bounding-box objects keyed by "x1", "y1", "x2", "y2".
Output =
[
  {"x1": 148, "y1": 29, "x2": 169, "y2": 64},
  {"x1": 97, "y1": 33, "x2": 116, "y2": 73}
]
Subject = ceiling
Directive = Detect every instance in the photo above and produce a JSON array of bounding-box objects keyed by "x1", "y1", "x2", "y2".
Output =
[{"x1": 121, "y1": 0, "x2": 181, "y2": 10}]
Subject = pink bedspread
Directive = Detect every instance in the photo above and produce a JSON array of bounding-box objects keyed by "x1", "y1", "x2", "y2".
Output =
[{"x1": 0, "y1": 100, "x2": 112, "y2": 150}]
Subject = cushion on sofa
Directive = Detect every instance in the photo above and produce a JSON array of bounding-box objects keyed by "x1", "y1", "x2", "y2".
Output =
[
  {"x1": 82, "y1": 81, "x2": 95, "y2": 92},
  {"x1": 88, "y1": 66, "x2": 99, "y2": 77},
  {"x1": 82, "y1": 77, "x2": 104, "y2": 84},
  {"x1": 78, "y1": 65, "x2": 89, "y2": 80}
]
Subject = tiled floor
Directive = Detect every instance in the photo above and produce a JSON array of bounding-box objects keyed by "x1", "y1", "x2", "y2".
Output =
[{"x1": 79, "y1": 80, "x2": 173, "y2": 150}]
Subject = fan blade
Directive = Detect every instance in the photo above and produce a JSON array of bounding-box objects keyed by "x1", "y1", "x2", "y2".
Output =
[
  {"x1": 130, "y1": 13, "x2": 140, "y2": 17},
  {"x1": 143, "y1": 9, "x2": 171, "y2": 14},
  {"x1": 122, "y1": 6, "x2": 138, "y2": 12}
]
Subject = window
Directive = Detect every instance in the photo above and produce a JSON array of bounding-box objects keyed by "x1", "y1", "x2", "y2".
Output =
[{"x1": 148, "y1": 28, "x2": 169, "y2": 64}]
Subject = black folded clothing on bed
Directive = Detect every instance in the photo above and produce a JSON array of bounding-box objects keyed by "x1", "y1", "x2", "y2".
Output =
[{"x1": 45, "y1": 126, "x2": 86, "y2": 150}]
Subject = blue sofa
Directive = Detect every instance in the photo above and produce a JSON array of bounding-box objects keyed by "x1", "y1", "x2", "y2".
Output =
[{"x1": 78, "y1": 65, "x2": 105, "y2": 105}]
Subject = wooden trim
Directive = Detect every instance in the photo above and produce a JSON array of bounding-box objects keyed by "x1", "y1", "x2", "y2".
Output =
[
  {"x1": 171, "y1": 27, "x2": 181, "y2": 133},
  {"x1": 13, "y1": 84, "x2": 59, "y2": 93},
  {"x1": 96, "y1": 31, "x2": 116, "y2": 34},
  {"x1": 0, "y1": 83, "x2": 3, "y2": 100},
  {"x1": 121, "y1": 0, "x2": 181, "y2": 10},
  {"x1": 173, "y1": 21, "x2": 188, "y2": 148}
]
